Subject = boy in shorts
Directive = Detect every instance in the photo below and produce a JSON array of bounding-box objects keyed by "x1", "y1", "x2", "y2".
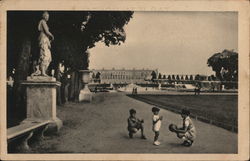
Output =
[
  {"x1": 127, "y1": 109, "x2": 146, "y2": 139},
  {"x1": 170, "y1": 108, "x2": 196, "y2": 147},
  {"x1": 152, "y1": 107, "x2": 163, "y2": 146}
]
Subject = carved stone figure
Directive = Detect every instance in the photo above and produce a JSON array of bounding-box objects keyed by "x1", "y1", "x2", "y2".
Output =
[{"x1": 32, "y1": 11, "x2": 54, "y2": 77}]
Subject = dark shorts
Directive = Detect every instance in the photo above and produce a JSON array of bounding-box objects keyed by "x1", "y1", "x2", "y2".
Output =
[{"x1": 128, "y1": 124, "x2": 142, "y2": 133}]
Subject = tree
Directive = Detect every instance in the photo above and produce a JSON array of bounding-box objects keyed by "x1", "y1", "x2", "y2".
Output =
[
  {"x1": 190, "y1": 75, "x2": 194, "y2": 81},
  {"x1": 167, "y1": 75, "x2": 171, "y2": 80},
  {"x1": 185, "y1": 75, "x2": 189, "y2": 80},
  {"x1": 163, "y1": 75, "x2": 166, "y2": 79},
  {"x1": 51, "y1": 11, "x2": 133, "y2": 101},
  {"x1": 195, "y1": 74, "x2": 200, "y2": 80},
  {"x1": 211, "y1": 75, "x2": 216, "y2": 81},
  {"x1": 92, "y1": 73, "x2": 96, "y2": 79},
  {"x1": 207, "y1": 49, "x2": 238, "y2": 81},
  {"x1": 95, "y1": 72, "x2": 101, "y2": 83},
  {"x1": 176, "y1": 75, "x2": 180, "y2": 80},
  {"x1": 171, "y1": 75, "x2": 176, "y2": 80},
  {"x1": 158, "y1": 73, "x2": 162, "y2": 79},
  {"x1": 151, "y1": 71, "x2": 157, "y2": 81},
  {"x1": 180, "y1": 75, "x2": 184, "y2": 80}
]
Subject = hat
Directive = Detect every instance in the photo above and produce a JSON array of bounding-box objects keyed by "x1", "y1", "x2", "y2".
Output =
[{"x1": 152, "y1": 107, "x2": 160, "y2": 112}]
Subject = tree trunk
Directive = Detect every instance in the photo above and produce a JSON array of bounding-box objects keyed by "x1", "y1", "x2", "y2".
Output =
[
  {"x1": 12, "y1": 38, "x2": 31, "y2": 122},
  {"x1": 54, "y1": 63, "x2": 62, "y2": 105},
  {"x1": 69, "y1": 71, "x2": 82, "y2": 102}
]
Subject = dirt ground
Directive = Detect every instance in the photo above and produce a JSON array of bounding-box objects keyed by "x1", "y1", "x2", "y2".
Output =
[{"x1": 30, "y1": 92, "x2": 237, "y2": 153}]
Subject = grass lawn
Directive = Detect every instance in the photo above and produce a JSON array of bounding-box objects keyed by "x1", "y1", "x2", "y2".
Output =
[{"x1": 128, "y1": 94, "x2": 238, "y2": 129}]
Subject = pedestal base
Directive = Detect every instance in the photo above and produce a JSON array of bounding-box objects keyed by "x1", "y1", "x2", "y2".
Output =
[
  {"x1": 21, "y1": 77, "x2": 62, "y2": 133},
  {"x1": 79, "y1": 88, "x2": 92, "y2": 102},
  {"x1": 47, "y1": 118, "x2": 63, "y2": 133}
]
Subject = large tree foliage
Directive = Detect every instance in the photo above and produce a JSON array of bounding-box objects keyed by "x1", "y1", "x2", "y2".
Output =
[
  {"x1": 207, "y1": 49, "x2": 238, "y2": 81},
  {"x1": 49, "y1": 11, "x2": 133, "y2": 71}
]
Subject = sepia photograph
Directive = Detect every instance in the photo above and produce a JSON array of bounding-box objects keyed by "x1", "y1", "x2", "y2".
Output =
[{"x1": 0, "y1": 0, "x2": 249, "y2": 160}]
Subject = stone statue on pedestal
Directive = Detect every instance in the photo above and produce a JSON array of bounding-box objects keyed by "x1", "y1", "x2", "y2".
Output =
[
  {"x1": 31, "y1": 11, "x2": 54, "y2": 77},
  {"x1": 22, "y1": 11, "x2": 62, "y2": 133}
]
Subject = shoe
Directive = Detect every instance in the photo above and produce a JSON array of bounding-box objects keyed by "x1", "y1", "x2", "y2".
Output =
[
  {"x1": 141, "y1": 135, "x2": 147, "y2": 140},
  {"x1": 182, "y1": 140, "x2": 193, "y2": 147},
  {"x1": 153, "y1": 141, "x2": 161, "y2": 146},
  {"x1": 186, "y1": 140, "x2": 193, "y2": 147},
  {"x1": 181, "y1": 141, "x2": 188, "y2": 146}
]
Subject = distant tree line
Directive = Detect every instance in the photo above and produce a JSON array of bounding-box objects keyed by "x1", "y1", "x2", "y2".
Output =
[{"x1": 149, "y1": 49, "x2": 238, "y2": 83}]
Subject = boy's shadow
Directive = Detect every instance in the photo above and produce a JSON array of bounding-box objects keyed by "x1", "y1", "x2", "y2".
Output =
[
  {"x1": 168, "y1": 142, "x2": 183, "y2": 148},
  {"x1": 121, "y1": 133, "x2": 129, "y2": 139},
  {"x1": 120, "y1": 132, "x2": 146, "y2": 140}
]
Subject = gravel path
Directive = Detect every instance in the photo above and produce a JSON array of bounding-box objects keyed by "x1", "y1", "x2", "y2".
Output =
[{"x1": 32, "y1": 92, "x2": 237, "y2": 153}]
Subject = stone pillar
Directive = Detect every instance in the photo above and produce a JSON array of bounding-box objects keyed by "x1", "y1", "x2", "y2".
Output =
[{"x1": 21, "y1": 76, "x2": 62, "y2": 132}]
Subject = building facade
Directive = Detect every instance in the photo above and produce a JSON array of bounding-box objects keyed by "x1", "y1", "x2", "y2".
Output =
[{"x1": 91, "y1": 68, "x2": 158, "y2": 84}]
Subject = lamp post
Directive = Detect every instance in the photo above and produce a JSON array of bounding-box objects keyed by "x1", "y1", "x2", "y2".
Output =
[{"x1": 79, "y1": 70, "x2": 92, "y2": 102}]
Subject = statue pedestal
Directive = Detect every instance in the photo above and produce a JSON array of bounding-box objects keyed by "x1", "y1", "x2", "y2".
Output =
[
  {"x1": 79, "y1": 84, "x2": 92, "y2": 102},
  {"x1": 21, "y1": 76, "x2": 62, "y2": 132}
]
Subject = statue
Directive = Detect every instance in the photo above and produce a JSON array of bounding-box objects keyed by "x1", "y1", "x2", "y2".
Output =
[{"x1": 32, "y1": 11, "x2": 54, "y2": 77}]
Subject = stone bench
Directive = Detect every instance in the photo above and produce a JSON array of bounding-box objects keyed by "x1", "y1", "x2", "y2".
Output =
[{"x1": 7, "y1": 120, "x2": 50, "y2": 152}]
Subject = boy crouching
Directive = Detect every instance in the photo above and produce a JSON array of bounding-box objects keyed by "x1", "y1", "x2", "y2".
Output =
[{"x1": 127, "y1": 109, "x2": 146, "y2": 139}]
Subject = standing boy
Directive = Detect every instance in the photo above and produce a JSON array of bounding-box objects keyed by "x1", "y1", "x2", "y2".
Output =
[{"x1": 152, "y1": 107, "x2": 163, "y2": 146}]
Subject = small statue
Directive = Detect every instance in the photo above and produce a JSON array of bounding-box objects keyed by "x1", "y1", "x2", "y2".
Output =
[{"x1": 32, "y1": 11, "x2": 54, "y2": 77}]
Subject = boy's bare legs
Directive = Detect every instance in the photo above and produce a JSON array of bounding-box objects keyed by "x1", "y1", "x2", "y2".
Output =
[
  {"x1": 154, "y1": 131, "x2": 159, "y2": 142},
  {"x1": 129, "y1": 132, "x2": 133, "y2": 138},
  {"x1": 128, "y1": 124, "x2": 146, "y2": 139},
  {"x1": 139, "y1": 124, "x2": 146, "y2": 139},
  {"x1": 128, "y1": 128, "x2": 137, "y2": 138},
  {"x1": 153, "y1": 131, "x2": 160, "y2": 145},
  {"x1": 177, "y1": 132, "x2": 193, "y2": 146}
]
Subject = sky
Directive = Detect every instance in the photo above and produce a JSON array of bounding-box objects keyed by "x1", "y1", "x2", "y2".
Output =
[{"x1": 89, "y1": 12, "x2": 238, "y2": 75}]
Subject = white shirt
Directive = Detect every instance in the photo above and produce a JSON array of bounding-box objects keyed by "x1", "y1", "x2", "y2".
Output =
[
  {"x1": 152, "y1": 115, "x2": 161, "y2": 132},
  {"x1": 184, "y1": 116, "x2": 196, "y2": 132}
]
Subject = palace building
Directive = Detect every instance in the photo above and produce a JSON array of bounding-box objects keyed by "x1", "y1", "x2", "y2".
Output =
[{"x1": 91, "y1": 68, "x2": 158, "y2": 84}]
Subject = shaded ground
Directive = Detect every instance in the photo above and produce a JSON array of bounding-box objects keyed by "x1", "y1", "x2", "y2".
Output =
[
  {"x1": 31, "y1": 92, "x2": 237, "y2": 153},
  {"x1": 128, "y1": 94, "x2": 238, "y2": 128}
]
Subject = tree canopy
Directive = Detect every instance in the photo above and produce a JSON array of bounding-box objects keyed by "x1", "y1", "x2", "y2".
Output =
[
  {"x1": 207, "y1": 49, "x2": 238, "y2": 81},
  {"x1": 51, "y1": 11, "x2": 134, "y2": 71}
]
